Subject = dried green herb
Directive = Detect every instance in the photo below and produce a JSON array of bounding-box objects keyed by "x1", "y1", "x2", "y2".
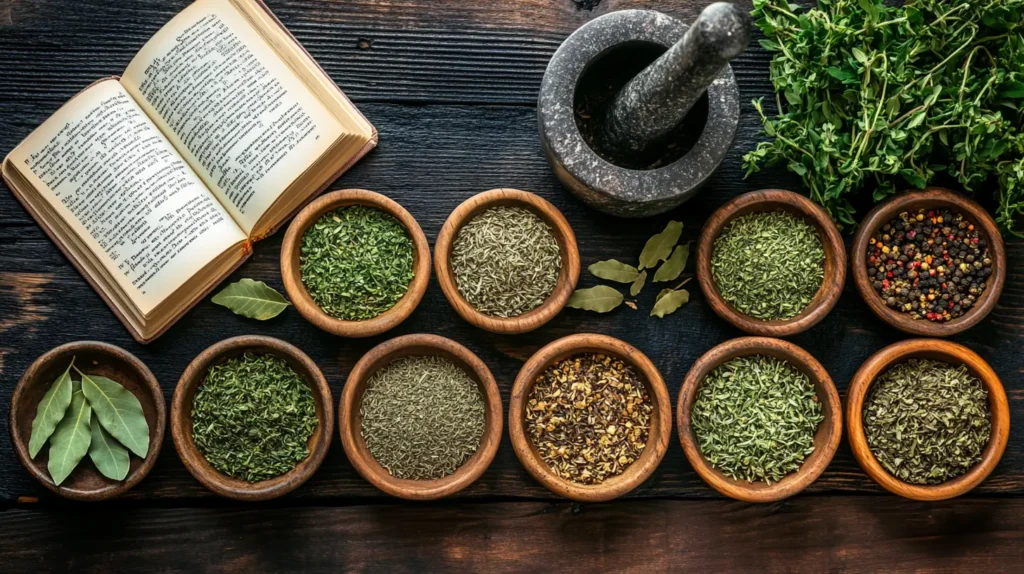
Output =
[
  {"x1": 360, "y1": 356, "x2": 485, "y2": 480},
  {"x1": 710, "y1": 211, "x2": 824, "y2": 320},
  {"x1": 79, "y1": 369, "x2": 149, "y2": 458},
  {"x1": 691, "y1": 355, "x2": 824, "y2": 483},
  {"x1": 48, "y1": 390, "x2": 92, "y2": 486},
  {"x1": 653, "y1": 243, "x2": 690, "y2": 283},
  {"x1": 212, "y1": 278, "x2": 290, "y2": 320},
  {"x1": 650, "y1": 288, "x2": 689, "y2": 317},
  {"x1": 451, "y1": 206, "x2": 561, "y2": 317},
  {"x1": 630, "y1": 270, "x2": 647, "y2": 297},
  {"x1": 639, "y1": 221, "x2": 683, "y2": 269},
  {"x1": 88, "y1": 416, "x2": 129, "y2": 481},
  {"x1": 300, "y1": 206, "x2": 414, "y2": 321},
  {"x1": 28, "y1": 358, "x2": 74, "y2": 458},
  {"x1": 589, "y1": 259, "x2": 640, "y2": 283},
  {"x1": 192, "y1": 353, "x2": 318, "y2": 482},
  {"x1": 863, "y1": 359, "x2": 990, "y2": 485},
  {"x1": 567, "y1": 285, "x2": 624, "y2": 312}
]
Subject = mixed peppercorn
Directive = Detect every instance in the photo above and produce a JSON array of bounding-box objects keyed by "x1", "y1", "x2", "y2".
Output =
[{"x1": 867, "y1": 208, "x2": 992, "y2": 322}]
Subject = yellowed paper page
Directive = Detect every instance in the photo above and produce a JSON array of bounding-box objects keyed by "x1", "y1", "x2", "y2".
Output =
[{"x1": 122, "y1": 0, "x2": 344, "y2": 235}]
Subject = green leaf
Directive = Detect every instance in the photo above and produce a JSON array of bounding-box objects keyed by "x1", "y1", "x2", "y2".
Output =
[
  {"x1": 653, "y1": 244, "x2": 689, "y2": 283},
  {"x1": 906, "y1": 112, "x2": 927, "y2": 129},
  {"x1": 28, "y1": 359, "x2": 75, "y2": 458},
  {"x1": 48, "y1": 391, "x2": 92, "y2": 486},
  {"x1": 852, "y1": 47, "x2": 868, "y2": 64},
  {"x1": 629, "y1": 270, "x2": 647, "y2": 297},
  {"x1": 656, "y1": 288, "x2": 673, "y2": 302},
  {"x1": 638, "y1": 221, "x2": 683, "y2": 269},
  {"x1": 651, "y1": 289, "x2": 690, "y2": 318},
  {"x1": 79, "y1": 371, "x2": 150, "y2": 458},
  {"x1": 566, "y1": 285, "x2": 624, "y2": 313},
  {"x1": 827, "y1": 67, "x2": 856, "y2": 83},
  {"x1": 858, "y1": 0, "x2": 879, "y2": 21},
  {"x1": 588, "y1": 259, "x2": 639, "y2": 283},
  {"x1": 999, "y1": 81, "x2": 1024, "y2": 99},
  {"x1": 212, "y1": 278, "x2": 290, "y2": 320},
  {"x1": 88, "y1": 416, "x2": 129, "y2": 481}
]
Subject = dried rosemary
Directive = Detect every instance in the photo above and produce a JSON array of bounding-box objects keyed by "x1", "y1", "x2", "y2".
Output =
[
  {"x1": 360, "y1": 356, "x2": 485, "y2": 480},
  {"x1": 451, "y1": 206, "x2": 561, "y2": 317}
]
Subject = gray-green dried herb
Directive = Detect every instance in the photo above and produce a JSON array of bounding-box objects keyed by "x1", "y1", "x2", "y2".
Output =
[
  {"x1": 650, "y1": 289, "x2": 689, "y2": 317},
  {"x1": 589, "y1": 259, "x2": 640, "y2": 283},
  {"x1": 88, "y1": 416, "x2": 129, "y2": 481},
  {"x1": 629, "y1": 270, "x2": 647, "y2": 297},
  {"x1": 48, "y1": 390, "x2": 92, "y2": 486},
  {"x1": 212, "y1": 278, "x2": 290, "y2": 320},
  {"x1": 653, "y1": 243, "x2": 690, "y2": 283},
  {"x1": 639, "y1": 221, "x2": 683, "y2": 269},
  {"x1": 79, "y1": 369, "x2": 149, "y2": 458},
  {"x1": 28, "y1": 358, "x2": 74, "y2": 458},
  {"x1": 567, "y1": 285, "x2": 624, "y2": 312}
]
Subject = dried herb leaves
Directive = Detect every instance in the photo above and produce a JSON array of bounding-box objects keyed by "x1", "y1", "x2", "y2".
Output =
[{"x1": 212, "y1": 278, "x2": 290, "y2": 320}]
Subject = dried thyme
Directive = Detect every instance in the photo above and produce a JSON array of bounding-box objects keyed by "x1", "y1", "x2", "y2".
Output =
[{"x1": 451, "y1": 206, "x2": 561, "y2": 317}]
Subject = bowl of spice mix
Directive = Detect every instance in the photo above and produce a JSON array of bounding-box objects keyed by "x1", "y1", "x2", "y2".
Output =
[
  {"x1": 677, "y1": 337, "x2": 842, "y2": 502},
  {"x1": 696, "y1": 189, "x2": 846, "y2": 337},
  {"x1": 281, "y1": 189, "x2": 431, "y2": 338},
  {"x1": 171, "y1": 336, "x2": 333, "y2": 501},
  {"x1": 846, "y1": 339, "x2": 1010, "y2": 501},
  {"x1": 434, "y1": 188, "x2": 581, "y2": 334},
  {"x1": 338, "y1": 334, "x2": 503, "y2": 500},
  {"x1": 851, "y1": 188, "x2": 1006, "y2": 337},
  {"x1": 508, "y1": 334, "x2": 672, "y2": 502}
]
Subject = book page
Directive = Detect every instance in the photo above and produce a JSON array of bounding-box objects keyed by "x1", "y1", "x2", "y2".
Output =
[
  {"x1": 6, "y1": 80, "x2": 246, "y2": 315},
  {"x1": 121, "y1": 0, "x2": 345, "y2": 235}
]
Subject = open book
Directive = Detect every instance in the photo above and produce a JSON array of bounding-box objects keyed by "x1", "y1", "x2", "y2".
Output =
[{"x1": 2, "y1": 0, "x2": 376, "y2": 343}]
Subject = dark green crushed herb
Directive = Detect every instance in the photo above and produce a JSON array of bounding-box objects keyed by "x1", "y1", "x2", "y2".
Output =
[{"x1": 192, "y1": 353, "x2": 318, "y2": 482}]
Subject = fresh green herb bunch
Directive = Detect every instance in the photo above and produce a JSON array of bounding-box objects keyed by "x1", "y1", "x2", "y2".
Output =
[
  {"x1": 744, "y1": 0, "x2": 1024, "y2": 235},
  {"x1": 710, "y1": 211, "x2": 825, "y2": 320},
  {"x1": 300, "y1": 206, "x2": 414, "y2": 321},
  {"x1": 192, "y1": 353, "x2": 318, "y2": 482},
  {"x1": 691, "y1": 355, "x2": 824, "y2": 483},
  {"x1": 863, "y1": 359, "x2": 990, "y2": 485}
]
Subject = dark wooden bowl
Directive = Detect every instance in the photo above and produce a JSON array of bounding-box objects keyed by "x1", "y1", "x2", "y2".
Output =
[
  {"x1": 10, "y1": 341, "x2": 165, "y2": 501},
  {"x1": 508, "y1": 333, "x2": 672, "y2": 502},
  {"x1": 434, "y1": 188, "x2": 581, "y2": 334},
  {"x1": 338, "y1": 334, "x2": 503, "y2": 500},
  {"x1": 677, "y1": 337, "x2": 842, "y2": 502},
  {"x1": 696, "y1": 189, "x2": 846, "y2": 336},
  {"x1": 846, "y1": 339, "x2": 1010, "y2": 501},
  {"x1": 281, "y1": 189, "x2": 431, "y2": 338},
  {"x1": 171, "y1": 336, "x2": 334, "y2": 501},
  {"x1": 850, "y1": 188, "x2": 1006, "y2": 337}
]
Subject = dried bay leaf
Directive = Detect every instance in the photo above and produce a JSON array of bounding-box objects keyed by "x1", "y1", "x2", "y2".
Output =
[
  {"x1": 212, "y1": 278, "x2": 290, "y2": 320},
  {"x1": 651, "y1": 289, "x2": 690, "y2": 318},
  {"x1": 88, "y1": 416, "x2": 130, "y2": 481},
  {"x1": 28, "y1": 359, "x2": 75, "y2": 458},
  {"x1": 653, "y1": 244, "x2": 690, "y2": 283},
  {"x1": 588, "y1": 259, "x2": 639, "y2": 283},
  {"x1": 638, "y1": 221, "x2": 683, "y2": 269},
  {"x1": 629, "y1": 270, "x2": 647, "y2": 297},
  {"x1": 655, "y1": 288, "x2": 673, "y2": 302},
  {"x1": 79, "y1": 371, "x2": 150, "y2": 458},
  {"x1": 48, "y1": 390, "x2": 92, "y2": 486},
  {"x1": 566, "y1": 285, "x2": 624, "y2": 313}
]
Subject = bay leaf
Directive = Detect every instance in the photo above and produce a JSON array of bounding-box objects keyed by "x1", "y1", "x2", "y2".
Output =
[
  {"x1": 653, "y1": 244, "x2": 690, "y2": 283},
  {"x1": 566, "y1": 285, "x2": 624, "y2": 313},
  {"x1": 88, "y1": 416, "x2": 130, "y2": 481},
  {"x1": 48, "y1": 390, "x2": 92, "y2": 486},
  {"x1": 629, "y1": 270, "x2": 647, "y2": 297},
  {"x1": 638, "y1": 221, "x2": 683, "y2": 269},
  {"x1": 79, "y1": 371, "x2": 150, "y2": 458},
  {"x1": 588, "y1": 259, "x2": 639, "y2": 283},
  {"x1": 28, "y1": 359, "x2": 75, "y2": 458},
  {"x1": 212, "y1": 278, "x2": 290, "y2": 320},
  {"x1": 651, "y1": 289, "x2": 690, "y2": 318},
  {"x1": 655, "y1": 288, "x2": 673, "y2": 302}
]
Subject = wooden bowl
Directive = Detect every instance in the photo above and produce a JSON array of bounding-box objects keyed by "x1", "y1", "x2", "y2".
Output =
[
  {"x1": 281, "y1": 189, "x2": 431, "y2": 338},
  {"x1": 171, "y1": 336, "x2": 333, "y2": 501},
  {"x1": 339, "y1": 334, "x2": 503, "y2": 500},
  {"x1": 846, "y1": 339, "x2": 1010, "y2": 501},
  {"x1": 850, "y1": 187, "x2": 1006, "y2": 337},
  {"x1": 677, "y1": 337, "x2": 842, "y2": 502},
  {"x1": 10, "y1": 341, "x2": 165, "y2": 501},
  {"x1": 508, "y1": 333, "x2": 672, "y2": 502},
  {"x1": 696, "y1": 189, "x2": 846, "y2": 336},
  {"x1": 434, "y1": 188, "x2": 581, "y2": 334}
]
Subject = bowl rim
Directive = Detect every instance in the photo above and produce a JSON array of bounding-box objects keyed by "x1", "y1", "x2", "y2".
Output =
[
  {"x1": 849, "y1": 187, "x2": 1006, "y2": 337},
  {"x1": 677, "y1": 336, "x2": 843, "y2": 503},
  {"x1": 696, "y1": 189, "x2": 846, "y2": 337},
  {"x1": 508, "y1": 333, "x2": 672, "y2": 502},
  {"x1": 338, "y1": 333, "x2": 503, "y2": 500},
  {"x1": 433, "y1": 188, "x2": 581, "y2": 335},
  {"x1": 280, "y1": 188, "x2": 432, "y2": 338},
  {"x1": 170, "y1": 335, "x2": 334, "y2": 501},
  {"x1": 845, "y1": 338, "x2": 1010, "y2": 501}
]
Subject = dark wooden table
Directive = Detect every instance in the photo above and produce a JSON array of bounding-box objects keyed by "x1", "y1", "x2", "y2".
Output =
[{"x1": 1, "y1": 0, "x2": 1022, "y2": 570}]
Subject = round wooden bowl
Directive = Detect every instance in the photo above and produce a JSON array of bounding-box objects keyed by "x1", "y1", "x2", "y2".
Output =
[
  {"x1": 10, "y1": 341, "x2": 165, "y2": 501},
  {"x1": 677, "y1": 337, "x2": 842, "y2": 502},
  {"x1": 434, "y1": 188, "x2": 581, "y2": 334},
  {"x1": 846, "y1": 339, "x2": 1010, "y2": 501},
  {"x1": 281, "y1": 189, "x2": 431, "y2": 338},
  {"x1": 339, "y1": 333, "x2": 503, "y2": 500},
  {"x1": 171, "y1": 336, "x2": 334, "y2": 501},
  {"x1": 850, "y1": 187, "x2": 1006, "y2": 337},
  {"x1": 696, "y1": 189, "x2": 846, "y2": 336},
  {"x1": 508, "y1": 333, "x2": 672, "y2": 502}
]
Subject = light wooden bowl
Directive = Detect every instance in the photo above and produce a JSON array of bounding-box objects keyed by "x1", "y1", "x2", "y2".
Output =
[
  {"x1": 434, "y1": 188, "x2": 580, "y2": 334},
  {"x1": 846, "y1": 339, "x2": 1010, "y2": 501},
  {"x1": 508, "y1": 333, "x2": 672, "y2": 502},
  {"x1": 850, "y1": 188, "x2": 1006, "y2": 337},
  {"x1": 338, "y1": 333, "x2": 503, "y2": 500},
  {"x1": 10, "y1": 341, "x2": 165, "y2": 501},
  {"x1": 171, "y1": 336, "x2": 333, "y2": 501},
  {"x1": 696, "y1": 189, "x2": 846, "y2": 336},
  {"x1": 281, "y1": 189, "x2": 431, "y2": 338},
  {"x1": 677, "y1": 337, "x2": 842, "y2": 502}
]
